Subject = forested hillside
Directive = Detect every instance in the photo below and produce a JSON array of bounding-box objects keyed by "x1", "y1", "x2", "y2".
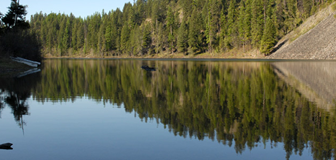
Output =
[{"x1": 29, "y1": 0, "x2": 334, "y2": 57}]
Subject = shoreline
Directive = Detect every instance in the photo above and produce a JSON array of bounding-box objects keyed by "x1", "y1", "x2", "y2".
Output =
[
  {"x1": 42, "y1": 55, "x2": 336, "y2": 61},
  {"x1": 0, "y1": 58, "x2": 34, "y2": 78}
]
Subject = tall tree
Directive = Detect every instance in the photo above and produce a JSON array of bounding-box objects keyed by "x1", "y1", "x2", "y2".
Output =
[
  {"x1": 244, "y1": 0, "x2": 252, "y2": 47},
  {"x1": 167, "y1": 6, "x2": 175, "y2": 54},
  {"x1": 120, "y1": 25, "x2": 130, "y2": 54},
  {"x1": 177, "y1": 21, "x2": 188, "y2": 54},
  {"x1": 226, "y1": 0, "x2": 236, "y2": 48},
  {"x1": 251, "y1": 0, "x2": 264, "y2": 46},
  {"x1": 260, "y1": 17, "x2": 276, "y2": 55},
  {"x1": 2, "y1": 0, "x2": 29, "y2": 29},
  {"x1": 188, "y1": 7, "x2": 202, "y2": 55}
]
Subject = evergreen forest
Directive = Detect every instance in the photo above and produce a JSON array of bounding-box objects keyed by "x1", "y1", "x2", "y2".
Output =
[{"x1": 29, "y1": 0, "x2": 335, "y2": 57}]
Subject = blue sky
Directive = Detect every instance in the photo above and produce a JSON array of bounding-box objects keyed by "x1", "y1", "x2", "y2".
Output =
[{"x1": 0, "y1": 0, "x2": 132, "y2": 20}]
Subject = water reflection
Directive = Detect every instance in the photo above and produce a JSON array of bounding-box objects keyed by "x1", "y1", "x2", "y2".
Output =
[
  {"x1": 5, "y1": 59, "x2": 336, "y2": 159},
  {"x1": 0, "y1": 73, "x2": 41, "y2": 131},
  {"x1": 272, "y1": 61, "x2": 336, "y2": 111}
]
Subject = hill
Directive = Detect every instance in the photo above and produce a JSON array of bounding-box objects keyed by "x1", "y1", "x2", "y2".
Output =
[
  {"x1": 29, "y1": 0, "x2": 332, "y2": 58},
  {"x1": 269, "y1": 3, "x2": 336, "y2": 59}
]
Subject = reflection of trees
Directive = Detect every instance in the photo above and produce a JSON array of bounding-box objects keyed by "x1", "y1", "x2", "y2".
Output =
[
  {"x1": 34, "y1": 59, "x2": 336, "y2": 159},
  {"x1": 0, "y1": 73, "x2": 41, "y2": 130},
  {"x1": 5, "y1": 92, "x2": 30, "y2": 129}
]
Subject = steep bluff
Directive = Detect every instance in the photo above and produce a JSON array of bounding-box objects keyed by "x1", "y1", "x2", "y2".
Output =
[{"x1": 269, "y1": 4, "x2": 336, "y2": 59}]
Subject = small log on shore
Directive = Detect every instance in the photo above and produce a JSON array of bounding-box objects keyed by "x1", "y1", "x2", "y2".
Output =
[{"x1": 10, "y1": 56, "x2": 41, "y2": 67}]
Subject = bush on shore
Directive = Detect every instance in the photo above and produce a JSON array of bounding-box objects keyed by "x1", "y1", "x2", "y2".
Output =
[{"x1": 0, "y1": 30, "x2": 42, "y2": 62}]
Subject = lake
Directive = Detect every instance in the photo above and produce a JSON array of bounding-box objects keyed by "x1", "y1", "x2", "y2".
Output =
[{"x1": 1, "y1": 59, "x2": 336, "y2": 160}]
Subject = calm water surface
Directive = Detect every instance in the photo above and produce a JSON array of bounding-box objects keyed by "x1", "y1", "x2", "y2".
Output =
[{"x1": 1, "y1": 59, "x2": 336, "y2": 160}]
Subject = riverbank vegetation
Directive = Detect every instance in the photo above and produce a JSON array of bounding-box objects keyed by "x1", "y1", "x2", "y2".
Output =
[
  {"x1": 0, "y1": 0, "x2": 41, "y2": 62},
  {"x1": 30, "y1": 0, "x2": 335, "y2": 58}
]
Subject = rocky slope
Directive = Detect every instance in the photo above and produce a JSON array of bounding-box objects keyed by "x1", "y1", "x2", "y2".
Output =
[{"x1": 269, "y1": 4, "x2": 336, "y2": 59}]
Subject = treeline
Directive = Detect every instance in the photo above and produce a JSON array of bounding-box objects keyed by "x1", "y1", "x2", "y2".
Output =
[
  {"x1": 29, "y1": 0, "x2": 334, "y2": 57},
  {"x1": 31, "y1": 59, "x2": 336, "y2": 159},
  {"x1": 0, "y1": 0, "x2": 41, "y2": 61}
]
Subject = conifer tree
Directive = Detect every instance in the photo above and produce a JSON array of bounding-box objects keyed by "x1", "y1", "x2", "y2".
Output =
[
  {"x1": 142, "y1": 23, "x2": 151, "y2": 54},
  {"x1": 238, "y1": 0, "x2": 245, "y2": 49},
  {"x1": 71, "y1": 22, "x2": 78, "y2": 50},
  {"x1": 97, "y1": 22, "x2": 105, "y2": 55},
  {"x1": 76, "y1": 23, "x2": 84, "y2": 51},
  {"x1": 260, "y1": 17, "x2": 276, "y2": 55},
  {"x1": 177, "y1": 21, "x2": 188, "y2": 54},
  {"x1": 244, "y1": 0, "x2": 252, "y2": 46},
  {"x1": 105, "y1": 24, "x2": 112, "y2": 51},
  {"x1": 2, "y1": 0, "x2": 29, "y2": 29},
  {"x1": 120, "y1": 25, "x2": 130, "y2": 54},
  {"x1": 226, "y1": 0, "x2": 236, "y2": 48},
  {"x1": 205, "y1": 0, "x2": 215, "y2": 53},
  {"x1": 188, "y1": 7, "x2": 201, "y2": 55},
  {"x1": 167, "y1": 6, "x2": 175, "y2": 54},
  {"x1": 251, "y1": 0, "x2": 264, "y2": 46}
]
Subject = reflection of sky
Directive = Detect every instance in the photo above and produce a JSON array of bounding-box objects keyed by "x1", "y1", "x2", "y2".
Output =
[{"x1": 0, "y1": 97, "x2": 313, "y2": 160}]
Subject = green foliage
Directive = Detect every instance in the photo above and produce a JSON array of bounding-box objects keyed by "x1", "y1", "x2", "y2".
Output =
[
  {"x1": 27, "y1": 0, "x2": 330, "y2": 57},
  {"x1": 120, "y1": 25, "x2": 130, "y2": 54},
  {"x1": 142, "y1": 23, "x2": 151, "y2": 54},
  {"x1": 260, "y1": 17, "x2": 276, "y2": 55},
  {"x1": 177, "y1": 21, "x2": 188, "y2": 54}
]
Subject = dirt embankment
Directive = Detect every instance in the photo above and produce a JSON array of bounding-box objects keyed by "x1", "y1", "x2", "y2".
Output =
[
  {"x1": 271, "y1": 61, "x2": 336, "y2": 110},
  {"x1": 269, "y1": 4, "x2": 336, "y2": 59}
]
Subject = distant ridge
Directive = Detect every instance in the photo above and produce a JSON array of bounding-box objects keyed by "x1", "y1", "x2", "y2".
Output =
[{"x1": 269, "y1": 3, "x2": 336, "y2": 59}]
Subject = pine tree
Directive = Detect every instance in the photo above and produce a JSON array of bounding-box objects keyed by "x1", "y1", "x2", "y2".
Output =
[
  {"x1": 97, "y1": 22, "x2": 105, "y2": 56},
  {"x1": 120, "y1": 25, "x2": 130, "y2": 54},
  {"x1": 244, "y1": 0, "x2": 252, "y2": 46},
  {"x1": 226, "y1": 0, "x2": 236, "y2": 48},
  {"x1": 219, "y1": 9, "x2": 227, "y2": 52},
  {"x1": 188, "y1": 8, "x2": 201, "y2": 55},
  {"x1": 105, "y1": 24, "x2": 112, "y2": 51},
  {"x1": 2, "y1": 0, "x2": 29, "y2": 29},
  {"x1": 177, "y1": 21, "x2": 188, "y2": 54},
  {"x1": 167, "y1": 6, "x2": 175, "y2": 54},
  {"x1": 205, "y1": 0, "x2": 214, "y2": 53},
  {"x1": 238, "y1": 0, "x2": 245, "y2": 49},
  {"x1": 251, "y1": 0, "x2": 264, "y2": 46},
  {"x1": 76, "y1": 23, "x2": 84, "y2": 51},
  {"x1": 260, "y1": 17, "x2": 276, "y2": 55},
  {"x1": 62, "y1": 19, "x2": 70, "y2": 52},
  {"x1": 71, "y1": 22, "x2": 78, "y2": 50},
  {"x1": 142, "y1": 23, "x2": 151, "y2": 54}
]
